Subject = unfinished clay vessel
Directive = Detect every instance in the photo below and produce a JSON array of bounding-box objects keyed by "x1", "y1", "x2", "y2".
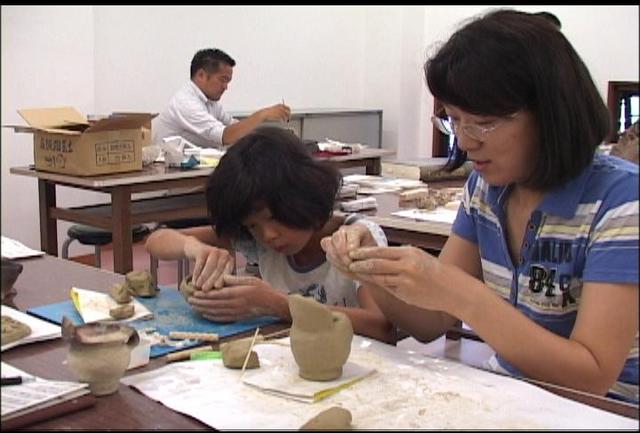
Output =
[
  {"x1": 179, "y1": 275, "x2": 200, "y2": 300},
  {"x1": 62, "y1": 316, "x2": 139, "y2": 396},
  {"x1": 288, "y1": 294, "x2": 353, "y2": 381},
  {"x1": 1, "y1": 258, "x2": 23, "y2": 308}
]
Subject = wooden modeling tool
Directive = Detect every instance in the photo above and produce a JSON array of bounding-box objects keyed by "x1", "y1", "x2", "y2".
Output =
[{"x1": 240, "y1": 327, "x2": 261, "y2": 378}]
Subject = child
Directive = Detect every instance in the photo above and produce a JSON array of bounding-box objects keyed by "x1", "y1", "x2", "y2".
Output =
[{"x1": 146, "y1": 126, "x2": 396, "y2": 343}]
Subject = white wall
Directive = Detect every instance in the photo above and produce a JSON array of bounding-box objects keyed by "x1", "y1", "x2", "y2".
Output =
[
  {"x1": 1, "y1": 6, "x2": 97, "y2": 256},
  {"x1": 418, "y1": 5, "x2": 640, "y2": 159},
  {"x1": 2, "y1": 5, "x2": 638, "y2": 255}
]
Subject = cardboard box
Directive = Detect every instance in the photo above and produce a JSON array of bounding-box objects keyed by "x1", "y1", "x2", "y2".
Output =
[{"x1": 7, "y1": 107, "x2": 156, "y2": 176}]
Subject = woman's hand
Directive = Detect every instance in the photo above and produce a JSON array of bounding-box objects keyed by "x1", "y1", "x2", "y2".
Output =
[
  {"x1": 188, "y1": 275, "x2": 286, "y2": 322},
  {"x1": 183, "y1": 236, "x2": 234, "y2": 291},
  {"x1": 320, "y1": 222, "x2": 376, "y2": 275},
  {"x1": 347, "y1": 245, "x2": 459, "y2": 312}
]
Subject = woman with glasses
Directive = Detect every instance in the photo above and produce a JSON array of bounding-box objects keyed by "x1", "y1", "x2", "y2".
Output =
[{"x1": 322, "y1": 9, "x2": 638, "y2": 403}]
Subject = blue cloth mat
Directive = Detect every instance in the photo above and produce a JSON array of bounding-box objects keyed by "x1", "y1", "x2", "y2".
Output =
[{"x1": 27, "y1": 285, "x2": 282, "y2": 358}]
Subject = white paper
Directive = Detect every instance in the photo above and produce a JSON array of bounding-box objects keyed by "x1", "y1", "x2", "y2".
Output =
[
  {"x1": 70, "y1": 287, "x2": 153, "y2": 323},
  {"x1": 1, "y1": 362, "x2": 89, "y2": 418},
  {"x1": 392, "y1": 207, "x2": 458, "y2": 224},
  {"x1": 343, "y1": 174, "x2": 426, "y2": 190},
  {"x1": 1, "y1": 236, "x2": 44, "y2": 259},
  {"x1": 1, "y1": 305, "x2": 61, "y2": 352},
  {"x1": 242, "y1": 344, "x2": 376, "y2": 403},
  {"x1": 121, "y1": 336, "x2": 638, "y2": 429}
]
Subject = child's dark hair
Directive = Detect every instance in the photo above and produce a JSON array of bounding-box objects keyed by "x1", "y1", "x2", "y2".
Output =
[
  {"x1": 426, "y1": 9, "x2": 610, "y2": 190},
  {"x1": 206, "y1": 126, "x2": 342, "y2": 240}
]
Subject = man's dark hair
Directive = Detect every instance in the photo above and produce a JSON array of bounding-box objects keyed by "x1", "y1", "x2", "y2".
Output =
[
  {"x1": 190, "y1": 48, "x2": 236, "y2": 78},
  {"x1": 426, "y1": 9, "x2": 610, "y2": 190},
  {"x1": 532, "y1": 11, "x2": 562, "y2": 29},
  {"x1": 206, "y1": 126, "x2": 342, "y2": 240}
]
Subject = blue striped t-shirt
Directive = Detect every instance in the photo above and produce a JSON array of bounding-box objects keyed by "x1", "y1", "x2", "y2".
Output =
[{"x1": 452, "y1": 153, "x2": 639, "y2": 403}]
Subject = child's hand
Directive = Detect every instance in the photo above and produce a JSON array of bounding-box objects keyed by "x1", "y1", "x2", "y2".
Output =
[
  {"x1": 183, "y1": 237, "x2": 234, "y2": 291},
  {"x1": 188, "y1": 275, "x2": 283, "y2": 322}
]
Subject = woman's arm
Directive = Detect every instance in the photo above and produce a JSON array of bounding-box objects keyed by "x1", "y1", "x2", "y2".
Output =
[
  {"x1": 349, "y1": 234, "x2": 639, "y2": 395},
  {"x1": 460, "y1": 279, "x2": 638, "y2": 395}
]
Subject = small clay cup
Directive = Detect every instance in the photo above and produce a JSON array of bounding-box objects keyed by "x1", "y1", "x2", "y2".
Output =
[{"x1": 62, "y1": 316, "x2": 139, "y2": 396}]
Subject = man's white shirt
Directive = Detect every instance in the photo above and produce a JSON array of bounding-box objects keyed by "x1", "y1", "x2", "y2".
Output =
[{"x1": 154, "y1": 81, "x2": 238, "y2": 148}]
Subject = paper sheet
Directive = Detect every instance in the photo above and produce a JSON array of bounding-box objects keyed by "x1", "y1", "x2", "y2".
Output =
[
  {"x1": 343, "y1": 174, "x2": 426, "y2": 191},
  {"x1": 1, "y1": 305, "x2": 61, "y2": 352},
  {"x1": 70, "y1": 287, "x2": 153, "y2": 324},
  {"x1": 1, "y1": 236, "x2": 44, "y2": 259},
  {"x1": 392, "y1": 207, "x2": 457, "y2": 224},
  {"x1": 242, "y1": 344, "x2": 376, "y2": 403},
  {"x1": 121, "y1": 336, "x2": 638, "y2": 429},
  {"x1": 1, "y1": 362, "x2": 89, "y2": 418}
]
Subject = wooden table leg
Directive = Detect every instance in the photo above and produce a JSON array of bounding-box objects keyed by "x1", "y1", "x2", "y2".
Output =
[
  {"x1": 38, "y1": 179, "x2": 58, "y2": 256},
  {"x1": 111, "y1": 187, "x2": 133, "y2": 274}
]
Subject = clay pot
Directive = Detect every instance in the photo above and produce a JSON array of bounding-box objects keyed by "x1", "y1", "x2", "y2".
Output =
[
  {"x1": 288, "y1": 294, "x2": 353, "y2": 381},
  {"x1": 62, "y1": 316, "x2": 139, "y2": 396},
  {"x1": 1, "y1": 258, "x2": 23, "y2": 308}
]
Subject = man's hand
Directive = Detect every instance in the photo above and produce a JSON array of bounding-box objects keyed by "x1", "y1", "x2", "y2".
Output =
[{"x1": 261, "y1": 103, "x2": 291, "y2": 122}]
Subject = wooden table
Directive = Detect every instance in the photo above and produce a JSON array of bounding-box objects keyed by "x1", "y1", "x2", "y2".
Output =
[
  {"x1": 10, "y1": 148, "x2": 393, "y2": 274},
  {"x1": 2, "y1": 254, "x2": 286, "y2": 429},
  {"x1": 2, "y1": 254, "x2": 636, "y2": 430}
]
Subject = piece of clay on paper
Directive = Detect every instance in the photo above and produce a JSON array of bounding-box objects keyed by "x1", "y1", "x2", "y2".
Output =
[
  {"x1": 220, "y1": 337, "x2": 260, "y2": 369},
  {"x1": 1, "y1": 315, "x2": 32, "y2": 345},
  {"x1": 300, "y1": 406, "x2": 353, "y2": 430}
]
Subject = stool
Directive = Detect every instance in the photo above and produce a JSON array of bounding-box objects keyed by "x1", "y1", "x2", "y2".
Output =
[{"x1": 61, "y1": 224, "x2": 150, "y2": 268}]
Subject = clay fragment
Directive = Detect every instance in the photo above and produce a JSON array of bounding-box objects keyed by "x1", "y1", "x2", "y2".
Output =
[
  {"x1": 108, "y1": 283, "x2": 131, "y2": 304},
  {"x1": 125, "y1": 270, "x2": 157, "y2": 297},
  {"x1": 300, "y1": 406, "x2": 352, "y2": 430},
  {"x1": 1, "y1": 315, "x2": 32, "y2": 345},
  {"x1": 109, "y1": 303, "x2": 135, "y2": 320},
  {"x1": 220, "y1": 337, "x2": 260, "y2": 369}
]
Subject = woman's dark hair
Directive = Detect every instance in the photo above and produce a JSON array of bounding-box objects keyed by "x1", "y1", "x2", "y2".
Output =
[
  {"x1": 190, "y1": 48, "x2": 236, "y2": 78},
  {"x1": 206, "y1": 126, "x2": 342, "y2": 240},
  {"x1": 426, "y1": 9, "x2": 610, "y2": 190}
]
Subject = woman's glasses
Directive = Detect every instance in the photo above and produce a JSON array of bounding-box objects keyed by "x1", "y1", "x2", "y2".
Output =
[{"x1": 431, "y1": 113, "x2": 518, "y2": 141}]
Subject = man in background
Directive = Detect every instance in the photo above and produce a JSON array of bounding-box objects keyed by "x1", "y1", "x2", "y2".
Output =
[{"x1": 154, "y1": 48, "x2": 291, "y2": 148}]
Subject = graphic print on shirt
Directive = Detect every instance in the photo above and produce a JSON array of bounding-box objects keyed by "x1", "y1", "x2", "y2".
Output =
[
  {"x1": 527, "y1": 238, "x2": 577, "y2": 309},
  {"x1": 297, "y1": 283, "x2": 348, "y2": 306}
]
